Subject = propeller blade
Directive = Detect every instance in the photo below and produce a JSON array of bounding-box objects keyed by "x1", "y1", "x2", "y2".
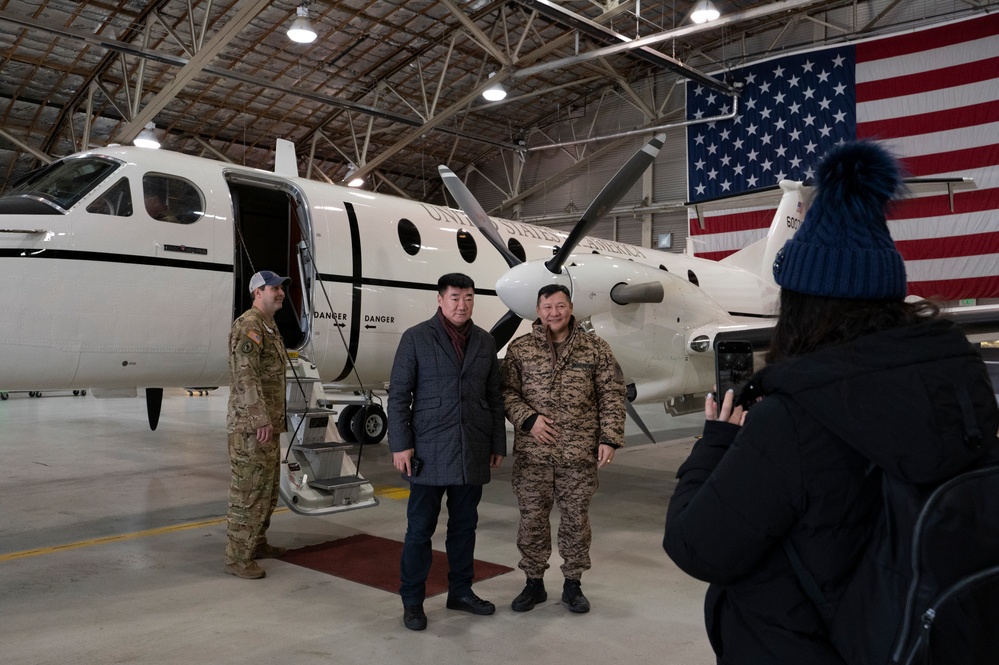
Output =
[
  {"x1": 626, "y1": 400, "x2": 656, "y2": 445},
  {"x1": 438, "y1": 166, "x2": 521, "y2": 269},
  {"x1": 610, "y1": 281, "x2": 665, "y2": 305},
  {"x1": 546, "y1": 133, "x2": 666, "y2": 274},
  {"x1": 489, "y1": 309, "x2": 523, "y2": 350}
]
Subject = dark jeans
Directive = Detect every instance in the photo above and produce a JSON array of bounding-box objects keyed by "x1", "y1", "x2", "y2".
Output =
[{"x1": 400, "y1": 483, "x2": 482, "y2": 606}]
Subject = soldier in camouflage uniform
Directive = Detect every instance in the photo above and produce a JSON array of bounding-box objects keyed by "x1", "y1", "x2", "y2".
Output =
[
  {"x1": 500, "y1": 284, "x2": 626, "y2": 614},
  {"x1": 224, "y1": 270, "x2": 291, "y2": 579}
]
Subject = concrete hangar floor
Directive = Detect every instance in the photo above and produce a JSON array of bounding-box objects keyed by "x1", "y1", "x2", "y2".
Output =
[{"x1": 0, "y1": 388, "x2": 715, "y2": 665}]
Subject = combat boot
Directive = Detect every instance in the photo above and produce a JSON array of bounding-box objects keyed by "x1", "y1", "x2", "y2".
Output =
[
  {"x1": 224, "y1": 561, "x2": 265, "y2": 579},
  {"x1": 511, "y1": 578, "x2": 547, "y2": 612},
  {"x1": 561, "y1": 578, "x2": 590, "y2": 613}
]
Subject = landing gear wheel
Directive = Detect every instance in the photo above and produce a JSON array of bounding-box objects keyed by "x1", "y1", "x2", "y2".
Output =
[
  {"x1": 337, "y1": 405, "x2": 362, "y2": 443},
  {"x1": 350, "y1": 404, "x2": 387, "y2": 445},
  {"x1": 1, "y1": 392, "x2": 8, "y2": 400}
]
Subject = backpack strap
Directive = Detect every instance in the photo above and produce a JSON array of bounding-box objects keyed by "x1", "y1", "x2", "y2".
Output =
[
  {"x1": 782, "y1": 539, "x2": 834, "y2": 618},
  {"x1": 955, "y1": 384, "x2": 983, "y2": 450}
]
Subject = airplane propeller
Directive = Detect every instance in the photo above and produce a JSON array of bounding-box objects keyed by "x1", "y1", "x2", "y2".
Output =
[
  {"x1": 439, "y1": 132, "x2": 667, "y2": 350},
  {"x1": 545, "y1": 133, "x2": 666, "y2": 275}
]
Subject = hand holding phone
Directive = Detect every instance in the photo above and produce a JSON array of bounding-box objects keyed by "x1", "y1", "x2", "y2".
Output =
[
  {"x1": 714, "y1": 340, "x2": 754, "y2": 406},
  {"x1": 410, "y1": 456, "x2": 424, "y2": 477}
]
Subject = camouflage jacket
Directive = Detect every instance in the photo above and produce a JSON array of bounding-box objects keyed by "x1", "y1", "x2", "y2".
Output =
[
  {"x1": 227, "y1": 307, "x2": 287, "y2": 434},
  {"x1": 501, "y1": 317, "x2": 626, "y2": 464}
]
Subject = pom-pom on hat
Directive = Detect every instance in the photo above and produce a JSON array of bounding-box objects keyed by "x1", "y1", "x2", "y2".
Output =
[{"x1": 772, "y1": 140, "x2": 907, "y2": 300}]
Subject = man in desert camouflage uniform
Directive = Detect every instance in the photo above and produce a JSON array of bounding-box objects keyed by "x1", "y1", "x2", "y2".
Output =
[
  {"x1": 500, "y1": 284, "x2": 626, "y2": 614},
  {"x1": 224, "y1": 270, "x2": 291, "y2": 579}
]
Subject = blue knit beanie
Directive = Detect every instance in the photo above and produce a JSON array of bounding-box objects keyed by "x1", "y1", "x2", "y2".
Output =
[{"x1": 772, "y1": 141, "x2": 907, "y2": 300}]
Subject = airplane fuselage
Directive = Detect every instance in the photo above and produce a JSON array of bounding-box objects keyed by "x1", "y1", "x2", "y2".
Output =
[{"x1": 0, "y1": 146, "x2": 780, "y2": 405}]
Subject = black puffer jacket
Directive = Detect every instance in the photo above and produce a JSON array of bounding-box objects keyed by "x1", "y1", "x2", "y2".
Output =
[{"x1": 664, "y1": 319, "x2": 998, "y2": 665}]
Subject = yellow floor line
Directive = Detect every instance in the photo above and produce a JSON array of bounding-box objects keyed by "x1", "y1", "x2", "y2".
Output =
[{"x1": 1, "y1": 485, "x2": 410, "y2": 563}]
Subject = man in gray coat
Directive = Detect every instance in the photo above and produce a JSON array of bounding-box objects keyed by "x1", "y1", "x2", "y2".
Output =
[{"x1": 388, "y1": 272, "x2": 506, "y2": 631}]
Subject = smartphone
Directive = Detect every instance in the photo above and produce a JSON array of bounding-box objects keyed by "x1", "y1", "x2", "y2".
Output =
[
  {"x1": 714, "y1": 340, "x2": 754, "y2": 406},
  {"x1": 410, "y1": 456, "x2": 424, "y2": 477}
]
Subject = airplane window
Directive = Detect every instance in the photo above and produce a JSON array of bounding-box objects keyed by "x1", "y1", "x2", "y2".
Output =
[
  {"x1": 687, "y1": 269, "x2": 699, "y2": 287},
  {"x1": 6, "y1": 156, "x2": 119, "y2": 212},
  {"x1": 507, "y1": 237, "x2": 526, "y2": 262},
  {"x1": 457, "y1": 230, "x2": 477, "y2": 263},
  {"x1": 87, "y1": 178, "x2": 133, "y2": 217},
  {"x1": 142, "y1": 174, "x2": 204, "y2": 224},
  {"x1": 659, "y1": 265, "x2": 669, "y2": 272},
  {"x1": 398, "y1": 218, "x2": 421, "y2": 255}
]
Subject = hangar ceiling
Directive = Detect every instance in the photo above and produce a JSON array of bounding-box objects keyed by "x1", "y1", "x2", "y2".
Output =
[{"x1": 0, "y1": 0, "x2": 988, "y2": 210}]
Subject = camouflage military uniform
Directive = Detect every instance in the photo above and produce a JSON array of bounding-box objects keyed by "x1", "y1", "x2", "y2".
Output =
[
  {"x1": 225, "y1": 306, "x2": 287, "y2": 566},
  {"x1": 500, "y1": 317, "x2": 626, "y2": 580}
]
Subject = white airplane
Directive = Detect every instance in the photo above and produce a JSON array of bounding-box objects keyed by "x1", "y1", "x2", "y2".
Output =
[{"x1": 1, "y1": 136, "x2": 993, "y2": 450}]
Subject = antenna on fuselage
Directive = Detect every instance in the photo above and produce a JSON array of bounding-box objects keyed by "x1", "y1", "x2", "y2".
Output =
[{"x1": 274, "y1": 139, "x2": 299, "y2": 178}]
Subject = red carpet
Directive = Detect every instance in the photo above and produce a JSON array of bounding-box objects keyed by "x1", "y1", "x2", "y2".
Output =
[{"x1": 280, "y1": 534, "x2": 513, "y2": 596}]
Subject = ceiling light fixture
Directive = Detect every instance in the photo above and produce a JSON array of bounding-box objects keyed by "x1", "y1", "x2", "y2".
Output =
[
  {"x1": 690, "y1": 0, "x2": 721, "y2": 23},
  {"x1": 287, "y1": 4, "x2": 318, "y2": 44},
  {"x1": 133, "y1": 122, "x2": 161, "y2": 149},
  {"x1": 482, "y1": 72, "x2": 507, "y2": 102},
  {"x1": 690, "y1": 0, "x2": 720, "y2": 24},
  {"x1": 345, "y1": 164, "x2": 365, "y2": 188}
]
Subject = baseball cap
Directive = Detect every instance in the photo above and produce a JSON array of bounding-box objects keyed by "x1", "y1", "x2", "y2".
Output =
[{"x1": 248, "y1": 270, "x2": 291, "y2": 293}]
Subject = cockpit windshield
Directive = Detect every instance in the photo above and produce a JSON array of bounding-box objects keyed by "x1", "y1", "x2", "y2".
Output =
[{"x1": 6, "y1": 157, "x2": 120, "y2": 212}]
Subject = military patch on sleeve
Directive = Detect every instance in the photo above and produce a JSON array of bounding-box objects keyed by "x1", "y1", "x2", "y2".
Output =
[
  {"x1": 246, "y1": 330, "x2": 263, "y2": 345},
  {"x1": 239, "y1": 340, "x2": 255, "y2": 355}
]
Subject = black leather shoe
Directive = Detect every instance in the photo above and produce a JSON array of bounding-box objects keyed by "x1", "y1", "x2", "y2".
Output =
[
  {"x1": 561, "y1": 579, "x2": 590, "y2": 614},
  {"x1": 403, "y1": 604, "x2": 427, "y2": 631},
  {"x1": 446, "y1": 592, "x2": 496, "y2": 615},
  {"x1": 511, "y1": 578, "x2": 547, "y2": 612}
]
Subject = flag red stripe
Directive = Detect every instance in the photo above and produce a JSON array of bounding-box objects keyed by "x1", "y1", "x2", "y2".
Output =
[
  {"x1": 856, "y1": 12, "x2": 999, "y2": 62},
  {"x1": 890, "y1": 188, "x2": 999, "y2": 219},
  {"x1": 688, "y1": 209, "x2": 773, "y2": 235},
  {"x1": 858, "y1": 100, "x2": 999, "y2": 140},
  {"x1": 907, "y1": 276, "x2": 999, "y2": 301},
  {"x1": 857, "y1": 56, "x2": 999, "y2": 102},
  {"x1": 895, "y1": 145, "x2": 999, "y2": 177},
  {"x1": 895, "y1": 231, "x2": 999, "y2": 260}
]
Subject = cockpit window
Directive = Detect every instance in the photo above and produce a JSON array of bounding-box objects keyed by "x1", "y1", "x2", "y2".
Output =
[
  {"x1": 142, "y1": 173, "x2": 204, "y2": 224},
  {"x1": 87, "y1": 178, "x2": 133, "y2": 217},
  {"x1": 6, "y1": 157, "x2": 119, "y2": 212}
]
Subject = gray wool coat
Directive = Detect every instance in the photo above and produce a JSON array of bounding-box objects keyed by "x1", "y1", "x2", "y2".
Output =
[{"x1": 387, "y1": 314, "x2": 506, "y2": 486}]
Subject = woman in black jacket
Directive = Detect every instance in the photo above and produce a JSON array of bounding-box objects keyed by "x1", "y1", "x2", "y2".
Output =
[{"x1": 663, "y1": 141, "x2": 999, "y2": 664}]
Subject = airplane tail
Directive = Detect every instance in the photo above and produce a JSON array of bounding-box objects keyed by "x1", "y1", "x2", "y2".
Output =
[{"x1": 719, "y1": 180, "x2": 811, "y2": 289}]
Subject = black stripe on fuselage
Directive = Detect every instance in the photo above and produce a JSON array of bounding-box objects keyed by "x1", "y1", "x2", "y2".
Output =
[
  {"x1": 315, "y1": 271, "x2": 498, "y2": 297},
  {"x1": 337, "y1": 202, "x2": 364, "y2": 383},
  {"x1": 0, "y1": 248, "x2": 231, "y2": 272},
  {"x1": 0, "y1": 248, "x2": 500, "y2": 296}
]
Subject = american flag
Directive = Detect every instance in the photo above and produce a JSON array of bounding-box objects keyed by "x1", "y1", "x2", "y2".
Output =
[{"x1": 686, "y1": 13, "x2": 999, "y2": 301}]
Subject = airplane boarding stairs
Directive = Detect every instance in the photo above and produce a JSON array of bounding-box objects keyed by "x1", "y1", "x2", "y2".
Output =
[{"x1": 279, "y1": 355, "x2": 379, "y2": 516}]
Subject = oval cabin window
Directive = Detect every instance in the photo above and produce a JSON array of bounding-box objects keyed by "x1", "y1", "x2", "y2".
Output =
[
  {"x1": 508, "y1": 237, "x2": 527, "y2": 262},
  {"x1": 457, "y1": 230, "x2": 477, "y2": 263},
  {"x1": 398, "y1": 218, "x2": 421, "y2": 256}
]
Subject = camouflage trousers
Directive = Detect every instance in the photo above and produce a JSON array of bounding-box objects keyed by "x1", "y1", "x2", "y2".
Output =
[
  {"x1": 225, "y1": 432, "x2": 281, "y2": 565},
  {"x1": 511, "y1": 456, "x2": 599, "y2": 580}
]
